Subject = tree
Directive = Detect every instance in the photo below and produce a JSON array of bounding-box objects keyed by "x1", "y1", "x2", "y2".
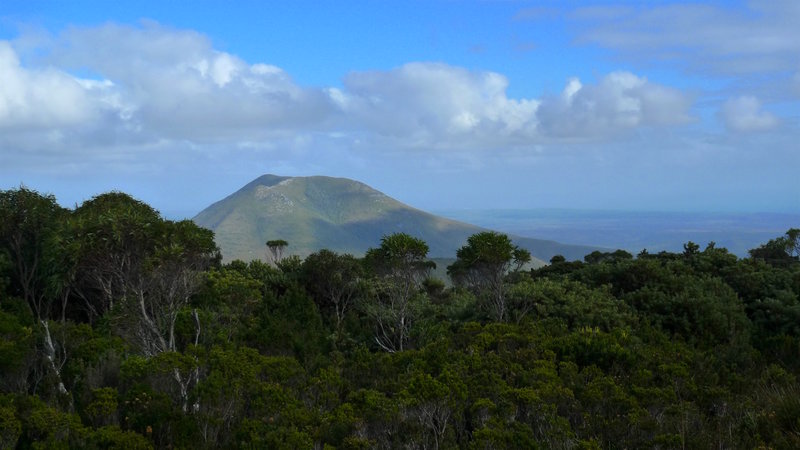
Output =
[
  {"x1": 584, "y1": 249, "x2": 633, "y2": 265},
  {"x1": 401, "y1": 368, "x2": 467, "y2": 450},
  {"x1": 683, "y1": 241, "x2": 700, "y2": 257},
  {"x1": 784, "y1": 228, "x2": 800, "y2": 258},
  {"x1": 70, "y1": 192, "x2": 162, "y2": 323},
  {"x1": 266, "y1": 239, "x2": 288, "y2": 265},
  {"x1": 302, "y1": 249, "x2": 363, "y2": 337},
  {"x1": 195, "y1": 268, "x2": 262, "y2": 344},
  {"x1": 0, "y1": 403, "x2": 21, "y2": 449},
  {"x1": 113, "y1": 219, "x2": 217, "y2": 355},
  {"x1": 364, "y1": 233, "x2": 434, "y2": 352},
  {"x1": 447, "y1": 232, "x2": 530, "y2": 322},
  {"x1": 513, "y1": 247, "x2": 533, "y2": 272},
  {"x1": 0, "y1": 187, "x2": 66, "y2": 322},
  {"x1": 749, "y1": 228, "x2": 800, "y2": 267},
  {"x1": 0, "y1": 187, "x2": 71, "y2": 398},
  {"x1": 60, "y1": 193, "x2": 221, "y2": 412},
  {"x1": 112, "y1": 218, "x2": 218, "y2": 412}
]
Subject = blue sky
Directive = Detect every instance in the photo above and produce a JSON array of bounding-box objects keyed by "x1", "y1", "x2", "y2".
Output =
[{"x1": 1, "y1": 0, "x2": 798, "y2": 218}]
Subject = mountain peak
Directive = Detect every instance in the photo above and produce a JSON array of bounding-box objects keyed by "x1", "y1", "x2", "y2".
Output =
[
  {"x1": 244, "y1": 174, "x2": 292, "y2": 189},
  {"x1": 194, "y1": 174, "x2": 597, "y2": 263}
]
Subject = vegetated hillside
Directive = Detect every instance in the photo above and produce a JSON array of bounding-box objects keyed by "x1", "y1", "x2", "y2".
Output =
[{"x1": 193, "y1": 174, "x2": 598, "y2": 263}]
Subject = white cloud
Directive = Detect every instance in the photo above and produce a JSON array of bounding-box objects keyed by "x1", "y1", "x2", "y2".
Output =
[
  {"x1": 0, "y1": 41, "x2": 95, "y2": 129},
  {"x1": 339, "y1": 62, "x2": 539, "y2": 148},
  {"x1": 719, "y1": 95, "x2": 779, "y2": 132},
  {"x1": 573, "y1": 1, "x2": 800, "y2": 75},
  {"x1": 536, "y1": 71, "x2": 691, "y2": 139},
  {"x1": 43, "y1": 22, "x2": 335, "y2": 142},
  {"x1": 565, "y1": 2, "x2": 800, "y2": 138},
  {"x1": 337, "y1": 64, "x2": 689, "y2": 148},
  {"x1": 1, "y1": 22, "x2": 694, "y2": 163}
]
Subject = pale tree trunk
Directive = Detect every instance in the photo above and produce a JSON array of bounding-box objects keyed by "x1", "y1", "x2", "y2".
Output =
[
  {"x1": 191, "y1": 308, "x2": 201, "y2": 413},
  {"x1": 41, "y1": 320, "x2": 72, "y2": 410}
]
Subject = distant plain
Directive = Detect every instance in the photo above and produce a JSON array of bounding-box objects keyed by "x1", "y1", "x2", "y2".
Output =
[{"x1": 436, "y1": 209, "x2": 800, "y2": 258}]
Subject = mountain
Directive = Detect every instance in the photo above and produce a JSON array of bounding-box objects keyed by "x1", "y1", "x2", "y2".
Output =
[{"x1": 193, "y1": 174, "x2": 599, "y2": 264}]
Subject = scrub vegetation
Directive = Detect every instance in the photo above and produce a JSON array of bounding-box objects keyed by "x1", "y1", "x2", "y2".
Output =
[{"x1": 1, "y1": 186, "x2": 799, "y2": 449}]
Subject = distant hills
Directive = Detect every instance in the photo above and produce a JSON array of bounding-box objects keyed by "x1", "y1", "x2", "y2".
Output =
[{"x1": 193, "y1": 174, "x2": 599, "y2": 263}]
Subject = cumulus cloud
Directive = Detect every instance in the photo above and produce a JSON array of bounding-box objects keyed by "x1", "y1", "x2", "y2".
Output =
[
  {"x1": 1, "y1": 22, "x2": 694, "y2": 160},
  {"x1": 0, "y1": 41, "x2": 96, "y2": 129},
  {"x1": 536, "y1": 72, "x2": 691, "y2": 139},
  {"x1": 564, "y1": 2, "x2": 799, "y2": 137},
  {"x1": 46, "y1": 22, "x2": 335, "y2": 142},
  {"x1": 1, "y1": 21, "x2": 336, "y2": 152},
  {"x1": 337, "y1": 62, "x2": 539, "y2": 148},
  {"x1": 719, "y1": 96, "x2": 779, "y2": 133},
  {"x1": 335, "y1": 64, "x2": 689, "y2": 148},
  {"x1": 0, "y1": 39, "x2": 143, "y2": 159}
]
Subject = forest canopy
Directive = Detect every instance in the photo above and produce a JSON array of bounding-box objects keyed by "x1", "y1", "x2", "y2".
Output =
[{"x1": 0, "y1": 186, "x2": 799, "y2": 449}]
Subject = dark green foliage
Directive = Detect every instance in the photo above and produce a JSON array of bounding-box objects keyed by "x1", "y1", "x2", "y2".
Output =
[
  {"x1": 583, "y1": 249, "x2": 633, "y2": 265},
  {"x1": 0, "y1": 307, "x2": 35, "y2": 392},
  {"x1": 508, "y1": 277, "x2": 635, "y2": 329},
  {"x1": 0, "y1": 187, "x2": 67, "y2": 321},
  {"x1": 1, "y1": 186, "x2": 799, "y2": 448},
  {"x1": 448, "y1": 231, "x2": 530, "y2": 322},
  {"x1": 240, "y1": 285, "x2": 327, "y2": 364},
  {"x1": 265, "y1": 239, "x2": 289, "y2": 264},
  {"x1": 301, "y1": 249, "x2": 363, "y2": 338},
  {"x1": 69, "y1": 192, "x2": 163, "y2": 323},
  {"x1": 363, "y1": 233, "x2": 434, "y2": 352},
  {"x1": 0, "y1": 400, "x2": 22, "y2": 450},
  {"x1": 749, "y1": 228, "x2": 800, "y2": 267}
]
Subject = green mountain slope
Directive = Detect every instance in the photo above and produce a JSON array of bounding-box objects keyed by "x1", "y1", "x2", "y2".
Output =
[{"x1": 193, "y1": 174, "x2": 598, "y2": 263}]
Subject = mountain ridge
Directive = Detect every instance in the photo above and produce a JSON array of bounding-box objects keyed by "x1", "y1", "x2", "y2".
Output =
[{"x1": 193, "y1": 174, "x2": 600, "y2": 263}]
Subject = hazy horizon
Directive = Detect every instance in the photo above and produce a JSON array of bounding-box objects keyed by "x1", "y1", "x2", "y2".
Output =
[{"x1": 436, "y1": 207, "x2": 800, "y2": 257}]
